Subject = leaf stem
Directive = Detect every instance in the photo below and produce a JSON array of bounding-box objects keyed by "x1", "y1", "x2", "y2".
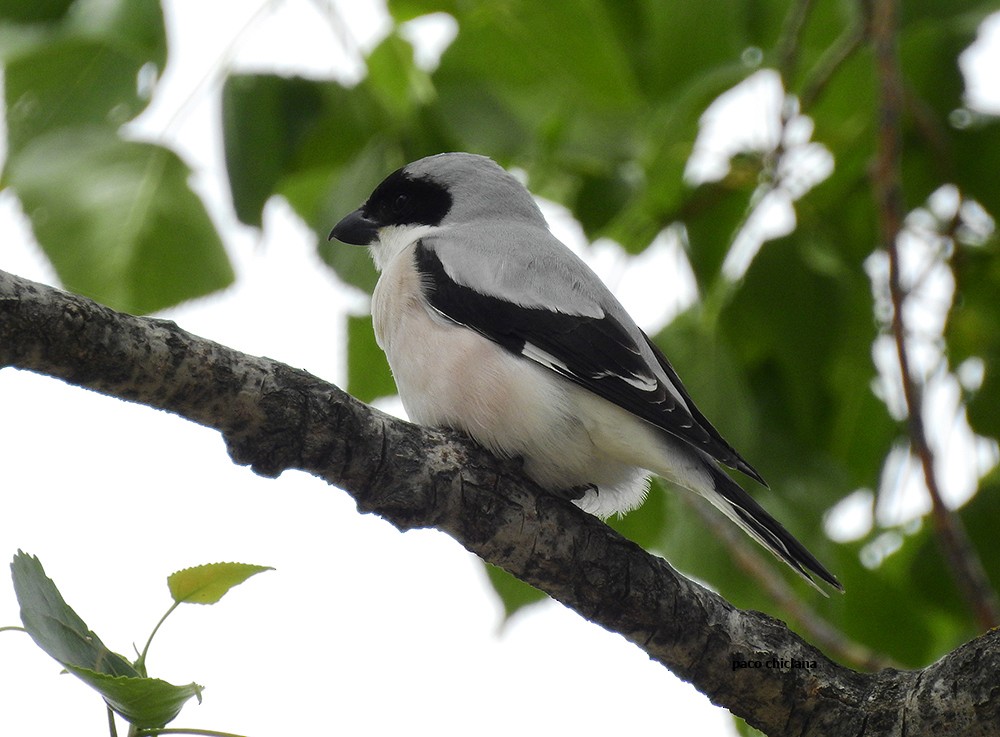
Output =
[
  {"x1": 134, "y1": 728, "x2": 247, "y2": 737},
  {"x1": 136, "y1": 601, "x2": 180, "y2": 676}
]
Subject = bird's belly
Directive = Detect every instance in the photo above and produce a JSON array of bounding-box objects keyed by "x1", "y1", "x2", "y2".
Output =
[
  {"x1": 371, "y1": 257, "x2": 651, "y2": 516},
  {"x1": 381, "y1": 296, "x2": 577, "y2": 461}
]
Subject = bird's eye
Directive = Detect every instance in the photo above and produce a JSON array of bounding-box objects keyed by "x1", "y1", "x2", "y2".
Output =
[{"x1": 392, "y1": 194, "x2": 408, "y2": 213}]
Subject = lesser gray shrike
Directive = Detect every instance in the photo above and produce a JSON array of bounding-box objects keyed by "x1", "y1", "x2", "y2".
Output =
[{"x1": 331, "y1": 152, "x2": 841, "y2": 593}]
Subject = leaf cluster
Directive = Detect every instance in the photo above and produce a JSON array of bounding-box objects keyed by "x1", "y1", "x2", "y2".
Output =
[{"x1": 7, "y1": 552, "x2": 271, "y2": 734}]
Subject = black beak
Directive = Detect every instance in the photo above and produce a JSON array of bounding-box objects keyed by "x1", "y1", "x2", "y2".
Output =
[{"x1": 329, "y1": 209, "x2": 379, "y2": 245}]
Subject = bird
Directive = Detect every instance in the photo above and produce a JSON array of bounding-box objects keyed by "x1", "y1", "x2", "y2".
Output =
[{"x1": 329, "y1": 152, "x2": 842, "y2": 593}]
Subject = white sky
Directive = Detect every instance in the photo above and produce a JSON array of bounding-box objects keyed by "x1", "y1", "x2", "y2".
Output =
[{"x1": 0, "y1": 1, "x2": 734, "y2": 735}]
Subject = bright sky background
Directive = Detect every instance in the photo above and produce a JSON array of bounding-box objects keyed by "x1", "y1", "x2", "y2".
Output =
[{"x1": 1, "y1": 2, "x2": 998, "y2": 736}]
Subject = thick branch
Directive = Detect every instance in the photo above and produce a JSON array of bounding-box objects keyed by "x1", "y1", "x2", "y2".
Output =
[
  {"x1": 870, "y1": 0, "x2": 1000, "y2": 630},
  {"x1": 3, "y1": 269, "x2": 1000, "y2": 737}
]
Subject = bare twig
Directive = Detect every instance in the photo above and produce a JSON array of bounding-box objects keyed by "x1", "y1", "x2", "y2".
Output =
[{"x1": 870, "y1": 0, "x2": 1000, "y2": 630}]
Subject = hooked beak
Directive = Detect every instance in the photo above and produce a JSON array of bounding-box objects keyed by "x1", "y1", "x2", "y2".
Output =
[{"x1": 329, "y1": 208, "x2": 379, "y2": 245}]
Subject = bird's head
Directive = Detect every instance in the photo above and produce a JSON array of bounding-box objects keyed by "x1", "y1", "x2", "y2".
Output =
[{"x1": 329, "y1": 153, "x2": 544, "y2": 267}]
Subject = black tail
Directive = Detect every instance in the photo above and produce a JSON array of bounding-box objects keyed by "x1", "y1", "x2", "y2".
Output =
[{"x1": 705, "y1": 464, "x2": 843, "y2": 593}]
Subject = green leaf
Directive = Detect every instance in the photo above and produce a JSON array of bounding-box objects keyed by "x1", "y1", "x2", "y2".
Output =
[
  {"x1": 365, "y1": 32, "x2": 431, "y2": 121},
  {"x1": 653, "y1": 311, "x2": 762, "y2": 458},
  {"x1": 4, "y1": 38, "x2": 150, "y2": 157},
  {"x1": 167, "y1": 562, "x2": 274, "y2": 605},
  {"x1": 830, "y1": 524, "x2": 975, "y2": 667},
  {"x1": 65, "y1": 665, "x2": 203, "y2": 729},
  {"x1": 952, "y1": 116, "x2": 1000, "y2": 222},
  {"x1": 347, "y1": 314, "x2": 396, "y2": 403},
  {"x1": 6, "y1": 126, "x2": 234, "y2": 314},
  {"x1": 951, "y1": 240, "x2": 1000, "y2": 439},
  {"x1": 387, "y1": 0, "x2": 456, "y2": 23},
  {"x1": 734, "y1": 715, "x2": 768, "y2": 737},
  {"x1": 617, "y1": 0, "x2": 748, "y2": 99},
  {"x1": 222, "y1": 74, "x2": 331, "y2": 227},
  {"x1": 11, "y1": 552, "x2": 202, "y2": 728},
  {"x1": 720, "y1": 232, "x2": 891, "y2": 485},
  {"x1": 0, "y1": 0, "x2": 74, "y2": 24},
  {"x1": 483, "y1": 564, "x2": 547, "y2": 622},
  {"x1": 221, "y1": 72, "x2": 418, "y2": 235},
  {"x1": 681, "y1": 169, "x2": 757, "y2": 291},
  {"x1": 11, "y1": 551, "x2": 138, "y2": 678},
  {"x1": 1, "y1": 0, "x2": 166, "y2": 157},
  {"x1": 434, "y1": 0, "x2": 640, "y2": 115}
]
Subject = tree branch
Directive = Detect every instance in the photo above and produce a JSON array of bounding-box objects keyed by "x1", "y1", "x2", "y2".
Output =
[
  {"x1": 3, "y1": 268, "x2": 1000, "y2": 736},
  {"x1": 870, "y1": 0, "x2": 1000, "y2": 630}
]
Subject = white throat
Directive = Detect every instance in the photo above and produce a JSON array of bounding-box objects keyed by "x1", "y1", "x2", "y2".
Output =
[{"x1": 369, "y1": 224, "x2": 444, "y2": 272}]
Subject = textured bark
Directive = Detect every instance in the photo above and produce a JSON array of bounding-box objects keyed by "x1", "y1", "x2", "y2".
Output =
[{"x1": 2, "y1": 268, "x2": 999, "y2": 737}]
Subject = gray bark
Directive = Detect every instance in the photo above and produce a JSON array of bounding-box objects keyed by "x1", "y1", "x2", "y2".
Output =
[{"x1": 2, "y1": 268, "x2": 998, "y2": 737}]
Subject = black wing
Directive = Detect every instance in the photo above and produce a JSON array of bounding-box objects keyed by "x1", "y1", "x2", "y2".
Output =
[{"x1": 414, "y1": 242, "x2": 765, "y2": 485}]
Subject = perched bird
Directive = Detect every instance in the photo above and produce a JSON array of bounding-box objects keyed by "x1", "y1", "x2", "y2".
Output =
[{"x1": 330, "y1": 152, "x2": 842, "y2": 592}]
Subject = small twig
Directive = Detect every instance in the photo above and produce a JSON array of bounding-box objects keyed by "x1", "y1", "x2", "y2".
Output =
[
  {"x1": 686, "y1": 497, "x2": 901, "y2": 672},
  {"x1": 799, "y1": 9, "x2": 868, "y2": 111},
  {"x1": 775, "y1": 0, "x2": 816, "y2": 83},
  {"x1": 871, "y1": 0, "x2": 1000, "y2": 630}
]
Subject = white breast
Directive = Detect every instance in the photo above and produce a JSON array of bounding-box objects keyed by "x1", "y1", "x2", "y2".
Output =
[{"x1": 370, "y1": 241, "x2": 656, "y2": 517}]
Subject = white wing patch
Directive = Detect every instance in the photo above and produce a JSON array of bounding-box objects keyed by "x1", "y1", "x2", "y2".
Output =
[
  {"x1": 593, "y1": 369, "x2": 658, "y2": 392},
  {"x1": 521, "y1": 342, "x2": 572, "y2": 374},
  {"x1": 522, "y1": 342, "x2": 659, "y2": 392}
]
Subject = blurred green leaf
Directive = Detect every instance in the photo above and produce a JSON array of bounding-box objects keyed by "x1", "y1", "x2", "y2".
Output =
[
  {"x1": 167, "y1": 562, "x2": 273, "y2": 606},
  {"x1": 484, "y1": 563, "x2": 547, "y2": 622},
  {"x1": 720, "y1": 233, "x2": 889, "y2": 481},
  {"x1": 222, "y1": 73, "x2": 405, "y2": 231},
  {"x1": 952, "y1": 240, "x2": 1000, "y2": 439},
  {"x1": 0, "y1": 0, "x2": 74, "y2": 24},
  {"x1": 347, "y1": 314, "x2": 396, "y2": 403},
  {"x1": 681, "y1": 172, "x2": 756, "y2": 291},
  {"x1": 387, "y1": 0, "x2": 457, "y2": 23},
  {"x1": 734, "y1": 716, "x2": 768, "y2": 737},
  {"x1": 1, "y1": 0, "x2": 165, "y2": 157},
  {"x1": 365, "y1": 31, "x2": 431, "y2": 120},
  {"x1": 222, "y1": 74, "x2": 329, "y2": 228},
  {"x1": 6, "y1": 126, "x2": 234, "y2": 314},
  {"x1": 952, "y1": 116, "x2": 1000, "y2": 220},
  {"x1": 618, "y1": 0, "x2": 747, "y2": 99},
  {"x1": 434, "y1": 0, "x2": 640, "y2": 114},
  {"x1": 4, "y1": 39, "x2": 150, "y2": 156}
]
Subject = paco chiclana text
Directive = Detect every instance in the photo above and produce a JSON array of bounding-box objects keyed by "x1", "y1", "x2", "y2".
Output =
[{"x1": 732, "y1": 657, "x2": 818, "y2": 672}]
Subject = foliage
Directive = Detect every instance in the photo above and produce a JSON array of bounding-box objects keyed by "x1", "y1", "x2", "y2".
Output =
[
  {"x1": 3, "y1": 0, "x2": 1000, "y2": 704},
  {"x1": 0, "y1": 0, "x2": 232, "y2": 314},
  {"x1": 7, "y1": 552, "x2": 271, "y2": 734}
]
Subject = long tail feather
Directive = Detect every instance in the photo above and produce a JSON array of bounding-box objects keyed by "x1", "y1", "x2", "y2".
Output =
[{"x1": 703, "y1": 464, "x2": 843, "y2": 594}]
